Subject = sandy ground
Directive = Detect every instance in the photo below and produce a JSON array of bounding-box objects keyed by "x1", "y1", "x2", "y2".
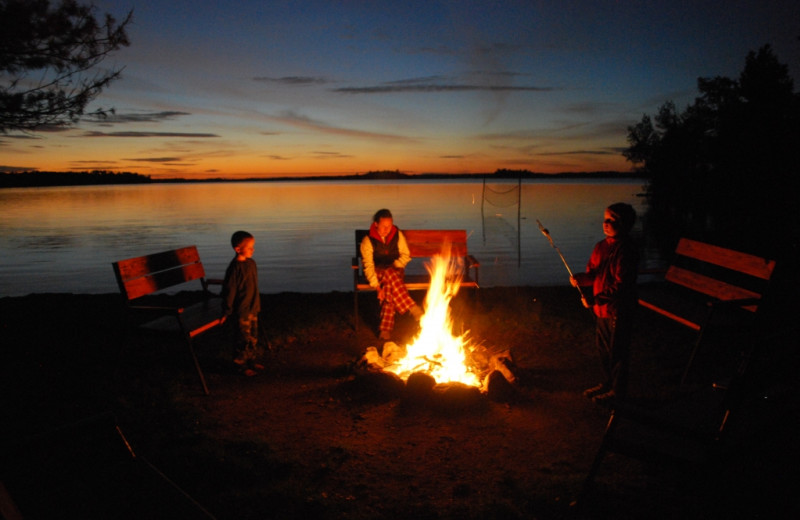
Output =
[{"x1": 1, "y1": 287, "x2": 798, "y2": 519}]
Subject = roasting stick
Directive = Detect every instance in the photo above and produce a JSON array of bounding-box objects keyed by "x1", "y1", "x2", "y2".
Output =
[{"x1": 536, "y1": 219, "x2": 590, "y2": 306}]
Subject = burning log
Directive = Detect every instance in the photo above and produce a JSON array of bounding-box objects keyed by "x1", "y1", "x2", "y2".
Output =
[
  {"x1": 485, "y1": 349, "x2": 517, "y2": 385},
  {"x1": 355, "y1": 344, "x2": 520, "y2": 404},
  {"x1": 353, "y1": 246, "x2": 521, "y2": 406}
]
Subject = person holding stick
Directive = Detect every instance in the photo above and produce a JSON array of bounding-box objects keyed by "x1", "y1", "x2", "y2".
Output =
[{"x1": 570, "y1": 203, "x2": 639, "y2": 404}]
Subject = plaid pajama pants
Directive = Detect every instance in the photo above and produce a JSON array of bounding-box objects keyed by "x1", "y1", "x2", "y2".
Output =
[
  {"x1": 232, "y1": 312, "x2": 259, "y2": 364},
  {"x1": 377, "y1": 267, "x2": 416, "y2": 333}
]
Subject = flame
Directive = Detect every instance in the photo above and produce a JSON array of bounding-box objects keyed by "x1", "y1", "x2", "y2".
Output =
[{"x1": 384, "y1": 245, "x2": 481, "y2": 387}]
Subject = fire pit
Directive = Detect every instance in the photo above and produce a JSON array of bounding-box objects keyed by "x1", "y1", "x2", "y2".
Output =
[{"x1": 357, "y1": 247, "x2": 519, "y2": 404}]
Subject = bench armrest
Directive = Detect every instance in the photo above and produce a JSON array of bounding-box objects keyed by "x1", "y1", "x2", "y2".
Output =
[
  {"x1": 351, "y1": 257, "x2": 360, "y2": 269},
  {"x1": 466, "y1": 255, "x2": 480, "y2": 268}
]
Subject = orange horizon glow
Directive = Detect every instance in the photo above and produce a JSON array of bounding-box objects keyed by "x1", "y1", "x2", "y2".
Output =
[
  {"x1": 17, "y1": 145, "x2": 632, "y2": 180},
  {"x1": 7, "y1": 3, "x2": 791, "y2": 181}
]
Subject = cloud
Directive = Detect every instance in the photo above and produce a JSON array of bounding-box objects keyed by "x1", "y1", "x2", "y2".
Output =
[
  {"x1": 0, "y1": 134, "x2": 40, "y2": 144},
  {"x1": 123, "y1": 157, "x2": 184, "y2": 163},
  {"x1": 85, "y1": 111, "x2": 191, "y2": 124},
  {"x1": 80, "y1": 131, "x2": 220, "y2": 138},
  {"x1": 5, "y1": 125, "x2": 72, "y2": 135},
  {"x1": 253, "y1": 76, "x2": 329, "y2": 85},
  {"x1": 69, "y1": 160, "x2": 119, "y2": 164},
  {"x1": 312, "y1": 151, "x2": 353, "y2": 159},
  {"x1": 269, "y1": 110, "x2": 416, "y2": 142},
  {"x1": 333, "y1": 82, "x2": 554, "y2": 94},
  {"x1": 536, "y1": 149, "x2": 617, "y2": 156}
]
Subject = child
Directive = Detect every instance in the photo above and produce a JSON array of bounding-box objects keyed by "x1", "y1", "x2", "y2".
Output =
[
  {"x1": 360, "y1": 209, "x2": 424, "y2": 340},
  {"x1": 221, "y1": 230, "x2": 263, "y2": 376},
  {"x1": 570, "y1": 203, "x2": 639, "y2": 404}
]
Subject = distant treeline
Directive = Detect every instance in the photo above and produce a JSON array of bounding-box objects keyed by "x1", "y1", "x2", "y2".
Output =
[
  {"x1": 0, "y1": 170, "x2": 152, "y2": 187},
  {"x1": 1, "y1": 168, "x2": 643, "y2": 188}
]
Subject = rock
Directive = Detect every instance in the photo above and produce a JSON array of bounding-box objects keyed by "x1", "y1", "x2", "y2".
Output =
[
  {"x1": 485, "y1": 370, "x2": 517, "y2": 403},
  {"x1": 344, "y1": 370, "x2": 405, "y2": 402},
  {"x1": 432, "y1": 382, "x2": 484, "y2": 410},
  {"x1": 404, "y1": 371, "x2": 437, "y2": 402}
]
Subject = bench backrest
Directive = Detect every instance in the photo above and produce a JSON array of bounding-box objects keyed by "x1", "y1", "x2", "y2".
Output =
[
  {"x1": 355, "y1": 229, "x2": 470, "y2": 259},
  {"x1": 113, "y1": 246, "x2": 208, "y2": 301},
  {"x1": 665, "y1": 238, "x2": 776, "y2": 312}
]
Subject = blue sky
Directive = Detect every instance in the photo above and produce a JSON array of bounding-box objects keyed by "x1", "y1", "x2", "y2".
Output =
[{"x1": 3, "y1": 0, "x2": 799, "y2": 178}]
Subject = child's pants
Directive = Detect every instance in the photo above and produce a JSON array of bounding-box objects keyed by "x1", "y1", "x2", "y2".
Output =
[
  {"x1": 233, "y1": 312, "x2": 259, "y2": 364},
  {"x1": 596, "y1": 314, "x2": 631, "y2": 397}
]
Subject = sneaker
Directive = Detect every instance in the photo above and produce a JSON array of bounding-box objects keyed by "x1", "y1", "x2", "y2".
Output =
[
  {"x1": 233, "y1": 355, "x2": 247, "y2": 366},
  {"x1": 251, "y1": 362, "x2": 265, "y2": 371},
  {"x1": 582, "y1": 383, "x2": 607, "y2": 398},
  {"x1": 242, "y1": 368, "x2": 258, "y2": 377}
]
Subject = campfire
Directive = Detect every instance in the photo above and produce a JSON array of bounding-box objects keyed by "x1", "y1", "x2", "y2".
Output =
[{"x1": 359, "y1": 245, "x2": 518, "y2": 400}]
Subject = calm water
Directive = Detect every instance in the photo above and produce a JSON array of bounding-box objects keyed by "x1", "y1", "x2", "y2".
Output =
[{"x1": 0, "y1": 179, "x2": 649, "y2": 297}]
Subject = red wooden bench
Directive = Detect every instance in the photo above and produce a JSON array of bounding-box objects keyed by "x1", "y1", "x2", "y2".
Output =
[
  {"x1": 351, "y1": 229, "x2": 480, "y2": 333},
  {"x1": 112, "y1": 246, "x2": 224, "y2": 395},
  {"x1": 637, "y1": 238, "x2": 776, "y2": 385}
]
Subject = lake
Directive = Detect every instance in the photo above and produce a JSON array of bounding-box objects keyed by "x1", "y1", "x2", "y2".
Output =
[{"x1": 0, "y1": 179, "x2": 650, "y2": 297}]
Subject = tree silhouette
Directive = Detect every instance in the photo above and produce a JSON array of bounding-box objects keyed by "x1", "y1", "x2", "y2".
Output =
[
  {"x1": 625, "y1": 45, "x2": 800, "y2": 262},
  {"x1": 0, "y1": 0, "x2": 132, "y2": 133}
]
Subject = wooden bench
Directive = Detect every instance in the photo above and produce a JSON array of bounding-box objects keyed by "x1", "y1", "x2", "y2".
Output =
[
  {"x1": 637, "y1": 238, "x2": 776, "y2": 385},
  {"x1": 351, "y1": 229, "x2": 480, "y2": 333},
  {"x1": 578, "y1": 239, "x2": 778, "y2": 505},
  {"x1": 112, "y1": 246, "x2": 224, "y2": 395}
]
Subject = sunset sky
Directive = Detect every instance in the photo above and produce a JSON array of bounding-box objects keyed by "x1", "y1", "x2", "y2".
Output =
[{"x1": 2, "y1": 0, "x2": 798, "y2": 179}]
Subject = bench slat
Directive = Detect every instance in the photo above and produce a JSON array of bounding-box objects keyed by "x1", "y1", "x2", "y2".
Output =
[
  {"x1": 676, "y1": 239, "x2": 776, "y2": 280},
  {"x1": 355, "y1": 229, "x2": 470, "y2": 258},
  {"x1": 664, "y1": 266, "x2": 761, "y2": 312},
  {"x1": 402, "y1": 230, "x2": 469, "y2": 257},
  {"x1": 120, "y1": 262, "x2": 207, "y2": 300},
  {"x1": 114, "y1": 246, "x2": 202, "y2": 281}
]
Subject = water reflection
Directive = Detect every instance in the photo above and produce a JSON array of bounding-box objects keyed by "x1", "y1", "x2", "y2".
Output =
[{"x1": 0, "y1": 180, "x2": 647, "y2": 296}]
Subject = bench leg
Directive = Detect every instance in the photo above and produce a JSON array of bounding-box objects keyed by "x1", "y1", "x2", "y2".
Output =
[
  {"x1": 184, "y1": 335, "x2": 210, "y2": 395},
  {"x1": 354, "y1": 291, "x2": 359, "y2": 334},
  {"x1": 680, "y1": 305, "x2": 716, "y2": 387},
  {"x1": 577, "y1": 410, "x2": 618, "y2": 507}
]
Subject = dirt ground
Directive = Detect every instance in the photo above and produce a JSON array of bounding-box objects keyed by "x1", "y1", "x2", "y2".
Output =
[{"x1": 1, "y1": 287, "x2": 798, "y2": 519}]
